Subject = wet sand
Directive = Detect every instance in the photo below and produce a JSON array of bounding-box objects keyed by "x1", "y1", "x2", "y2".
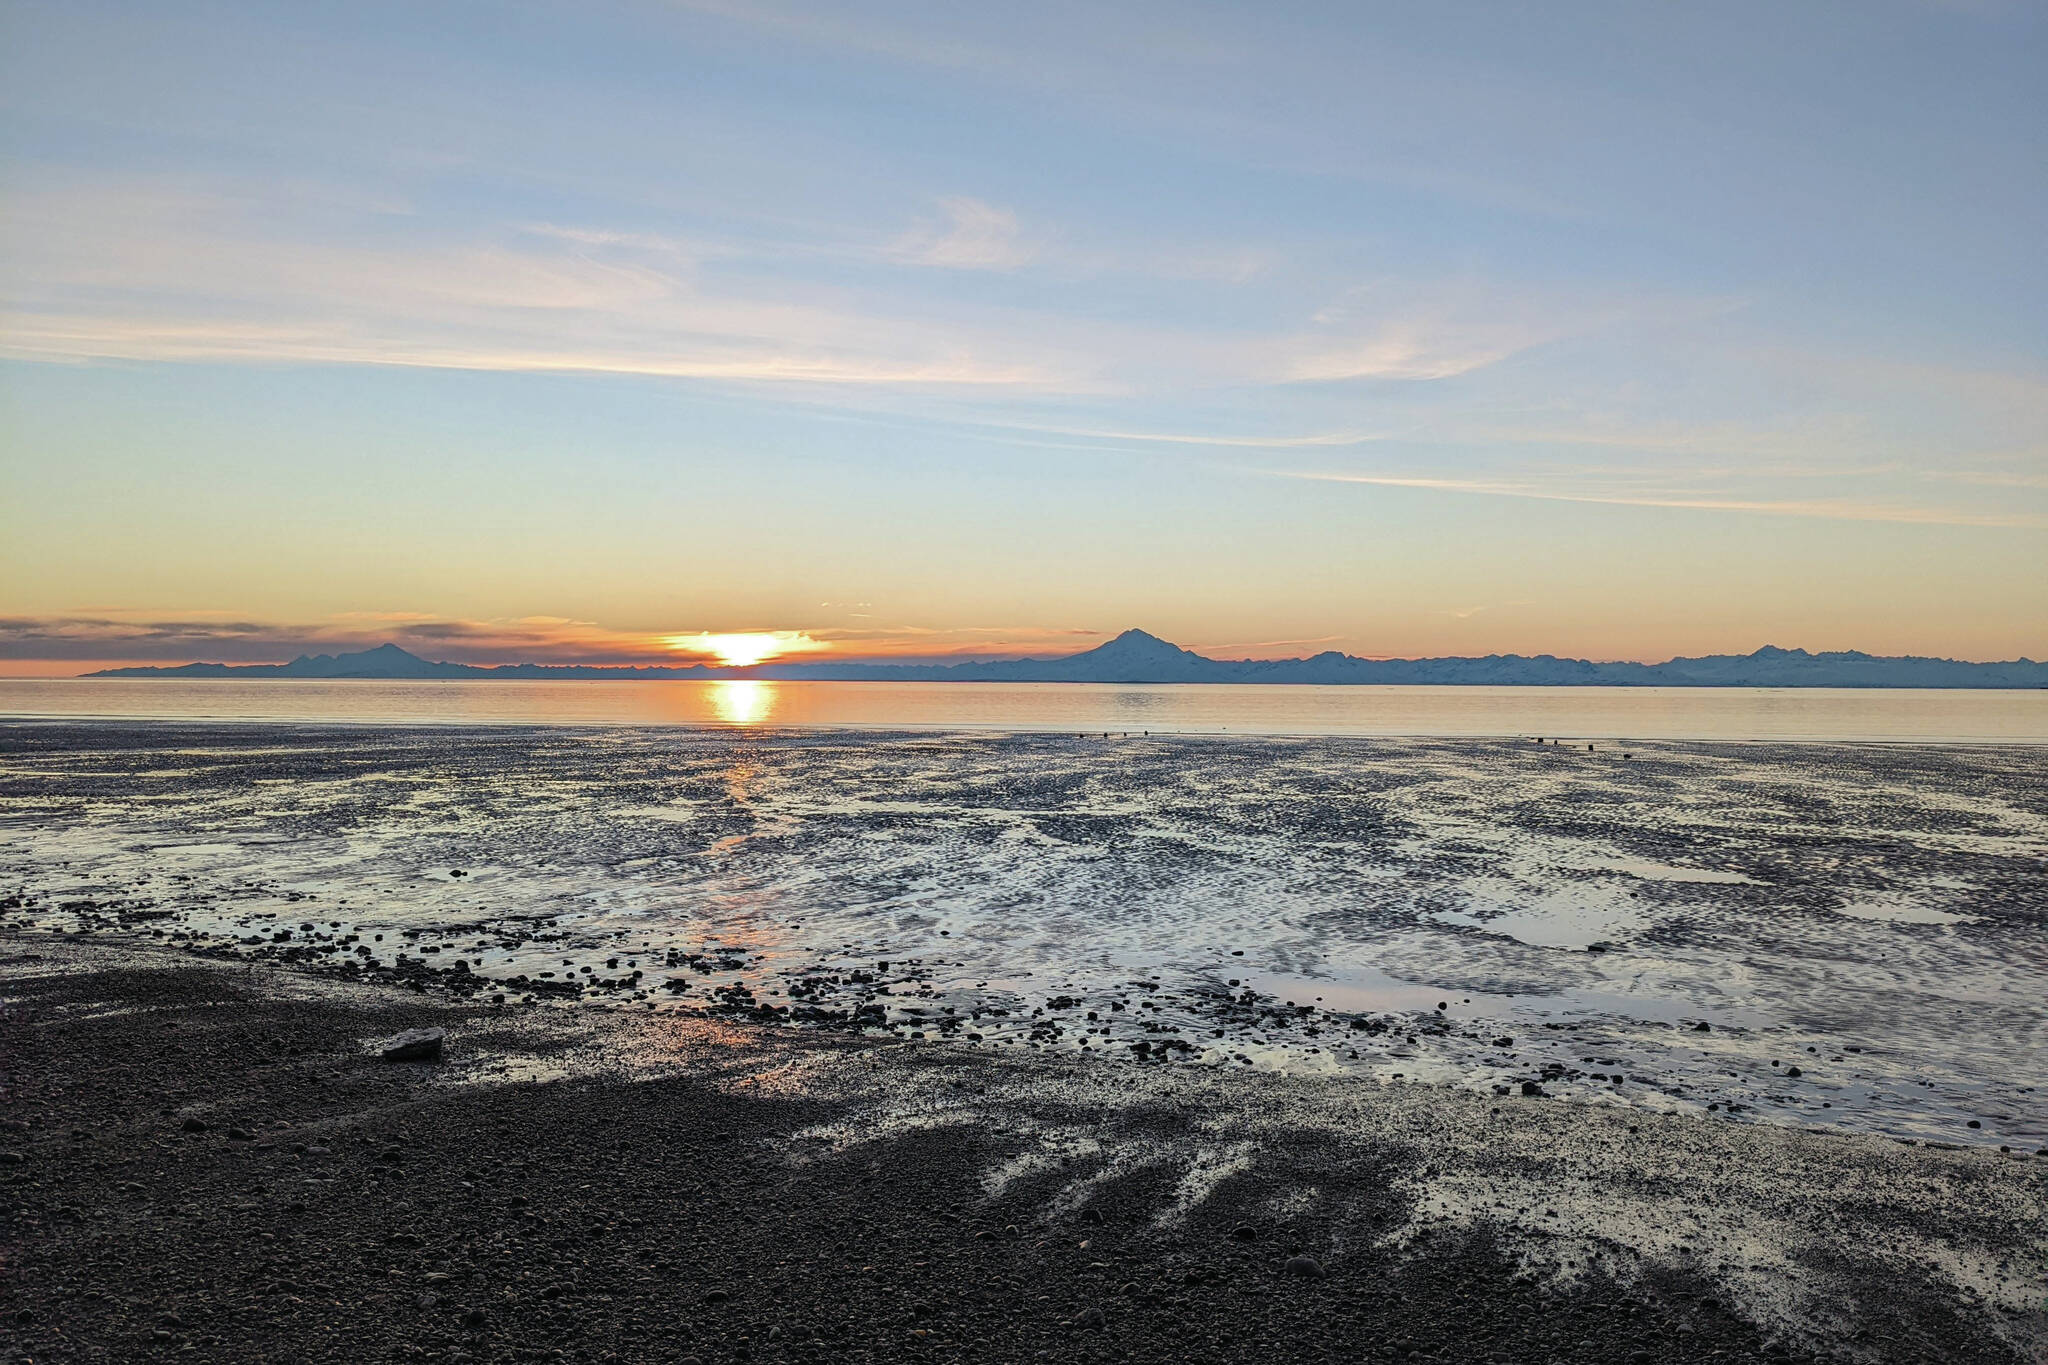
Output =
[
  {"x1": 2, "y1": 937, "x2": 2043, "y2": 1364},
  {"x1": 6, "y1": 723, "x2": 2045, "y2": 1149}
]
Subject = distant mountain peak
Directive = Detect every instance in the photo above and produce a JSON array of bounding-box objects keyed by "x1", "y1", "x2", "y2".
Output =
[
  {"x1": 1089, "y1": 628, "x2": 1193, "y2": 656},
  {"x1": 287, "y1": 641, "x2": 424, "y2": 663}
]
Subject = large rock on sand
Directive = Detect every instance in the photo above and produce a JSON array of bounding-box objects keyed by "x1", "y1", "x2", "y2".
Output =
[{"x1": 379, "y1": 1028, "x2": 445, "y2": 1062}]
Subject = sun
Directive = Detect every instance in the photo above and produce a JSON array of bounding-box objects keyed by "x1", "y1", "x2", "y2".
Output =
[{"x1": 663, "y1": 631, "x2": 822, "y2": 668}]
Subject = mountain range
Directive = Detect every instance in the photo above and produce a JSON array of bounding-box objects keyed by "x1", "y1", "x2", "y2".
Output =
[{"x1": 84, "y1": 630, "x2": 2048, "y2": 688}]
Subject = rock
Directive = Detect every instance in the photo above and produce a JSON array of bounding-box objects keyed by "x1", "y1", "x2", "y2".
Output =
[
  {"x1": 1229, "y1": 1224, "x2": 1259, "y2": 1241},
  {"x1": 1692, "y1": 1021, "x2": 1711, "y2": 1032},
  {"x1": 228, "y1": 1127, "x2": 255, "y2": 1141},
  {"x1": 1284, "y1": 1255, "x2": 1326, "y2": 1279},
  {"x1": 461, "y1": 1307, "x2": 488, "y2": 1328},
  {"x1": 180, "y1": 1117, "x2": 208, "y2": 1133},
  {"x1": 1520, "y1": 1081, "x2": 1546, "y2": 1097},
  {"x1": 1073, "y1": 1306, "x2": 1105, "y2": 1329},
  {"x1": 379, "y1": 1028, "x2": 445, "y2": 1063}
]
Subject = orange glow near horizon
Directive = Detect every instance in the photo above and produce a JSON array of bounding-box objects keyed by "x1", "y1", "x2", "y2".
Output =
[{"x1": 663, "y1": 631, "x2": 825, "y2": 668}]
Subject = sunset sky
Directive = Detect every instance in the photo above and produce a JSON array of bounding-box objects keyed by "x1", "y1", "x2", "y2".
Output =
[{"x1": 3, "y1": 0, "x2": 2044, "y2": 674}]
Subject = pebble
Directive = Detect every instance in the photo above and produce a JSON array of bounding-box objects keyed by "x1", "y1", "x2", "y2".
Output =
[{"x1": 1284, "y1": 1255, "x2": 1327, "y2": 1279}]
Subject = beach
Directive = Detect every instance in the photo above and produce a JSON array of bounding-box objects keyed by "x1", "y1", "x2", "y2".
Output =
[
  {"x1": 3, "y1": 720, "x2": 2046, "y2": 1362},
  {"x1": 5, "y1": 722, "x2": 2044, "y2": 1148},
  {"x1": 3, "y1": 937, "x2": 2043, "y2": 1364}
]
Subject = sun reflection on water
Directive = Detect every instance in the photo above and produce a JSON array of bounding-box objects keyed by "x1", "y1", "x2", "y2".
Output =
[{"x1": 710, "y1": 679, "x2": 775, "y2": 727}]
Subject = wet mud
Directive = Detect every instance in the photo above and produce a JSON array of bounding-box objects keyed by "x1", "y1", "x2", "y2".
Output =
[{"x1": 3, "y1": 723, "x2": 2044, "y2": 1153}]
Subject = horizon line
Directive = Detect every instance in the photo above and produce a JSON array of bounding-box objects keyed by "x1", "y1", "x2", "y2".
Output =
[{"x1": 49, "y1": 630, "x2": 2048, "y2": 679}]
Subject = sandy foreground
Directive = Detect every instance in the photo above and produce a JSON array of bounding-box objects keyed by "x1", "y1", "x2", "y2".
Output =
[{"x1": 1, "y1": 936, "x2": 2043, "y2": 1365}]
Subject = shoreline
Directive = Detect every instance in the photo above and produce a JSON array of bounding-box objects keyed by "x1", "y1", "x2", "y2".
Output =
[
  {"x1": 3, "y1": 936, "x2": 2044, "y2": 1363},
  {"x1": 4, "y1": 708, "x2": 2048, "y2": 750}
]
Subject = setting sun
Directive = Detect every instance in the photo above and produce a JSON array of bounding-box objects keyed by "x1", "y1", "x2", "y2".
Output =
[{"x1": 663, "y1": 631, "x2": 823, "y2": 668}]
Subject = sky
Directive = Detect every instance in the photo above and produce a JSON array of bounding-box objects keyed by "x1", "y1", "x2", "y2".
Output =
[{"x1": 2, "y1": 0, "x2": 2044, "y2": 673}]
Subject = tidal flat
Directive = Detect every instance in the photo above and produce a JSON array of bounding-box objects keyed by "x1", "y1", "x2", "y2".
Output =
[{"x1": 1, "y1": 723, "x2": 2045, "y2": 1361}]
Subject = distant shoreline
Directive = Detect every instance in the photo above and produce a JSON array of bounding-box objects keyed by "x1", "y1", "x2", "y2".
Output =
[
  {"x1": 42, "y1": 675, "x2": 2048, "y2": 690},
  {"x1": 68, "y1": 629, "x2": 2048, "y2": 689}
]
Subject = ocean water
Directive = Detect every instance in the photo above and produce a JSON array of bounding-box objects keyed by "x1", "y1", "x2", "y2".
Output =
[
  {"x1": 3, "y1": 677, "x2": 2046, "y2": 741},
  {"x1": 3, "y1": 720, "x2": 2043, "y2": 1150}
]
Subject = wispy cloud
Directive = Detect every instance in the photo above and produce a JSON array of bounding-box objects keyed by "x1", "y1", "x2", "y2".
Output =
[
  {"x1": 0, "y1": 612, "x2": 687, "y2": 664},
  {"x1": 1273, "y1": 281, "x2": 1658, "y2": 384},
  {"x1": 1188, "y1": 634, "x2": 1344, "y2": 657},
  {"x1": 0, "y1": 611, "x2": 1119, "y2": 666},
  {"x1": 1275, "y1": 470, "x2": 2048, "y2": 529},
  {"x1": 979, "y1": 422, "x2": 1394, "y2": 449},
  {"x1": 1447, "y1": 601, "x2": 1534, "y2": 620},
  {"x1": 1278, "y1": 323, "x2": 1556, "y2": 383},
  {"x1": 0, "y1": 182, "x2": 1073, "y2": 389},
  {"x1": 889, "y1": 197, "x2": 1034, "y2": 271},
  {"x1": 0, "y1": 179, "x2": 1647, "y2": 398},
  {"x1": 1920, "y1": 465, "x2": 2048, "y2": 491}
]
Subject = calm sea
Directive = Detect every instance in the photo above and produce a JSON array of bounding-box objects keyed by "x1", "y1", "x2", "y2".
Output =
[{"x1": 0, "y1": 677, "x2": 2044, "y2": 741}]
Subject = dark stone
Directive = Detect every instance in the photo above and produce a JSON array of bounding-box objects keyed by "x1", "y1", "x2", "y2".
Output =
[
  {"x1": 1074, "y1": 1306, "x2": 1105, "y2": 1329},
  {"x1": 1284, "y1": 1255, "x2": 1326, "y2": 1279},
  {"x1": 180, "y1": 1117, "x2": 208, "y2": 1133},
  {"x1": 379, "y1": 1028, "x2": 445, "y2": 1063},
  {"x1": 1520, "y1": 1081, "x2": 1545, "y2": 1097}
]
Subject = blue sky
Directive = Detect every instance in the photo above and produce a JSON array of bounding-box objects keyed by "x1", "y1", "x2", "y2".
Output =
[{"x1": 2, "y1": 0, "x2": 2043, "y2": 668}]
